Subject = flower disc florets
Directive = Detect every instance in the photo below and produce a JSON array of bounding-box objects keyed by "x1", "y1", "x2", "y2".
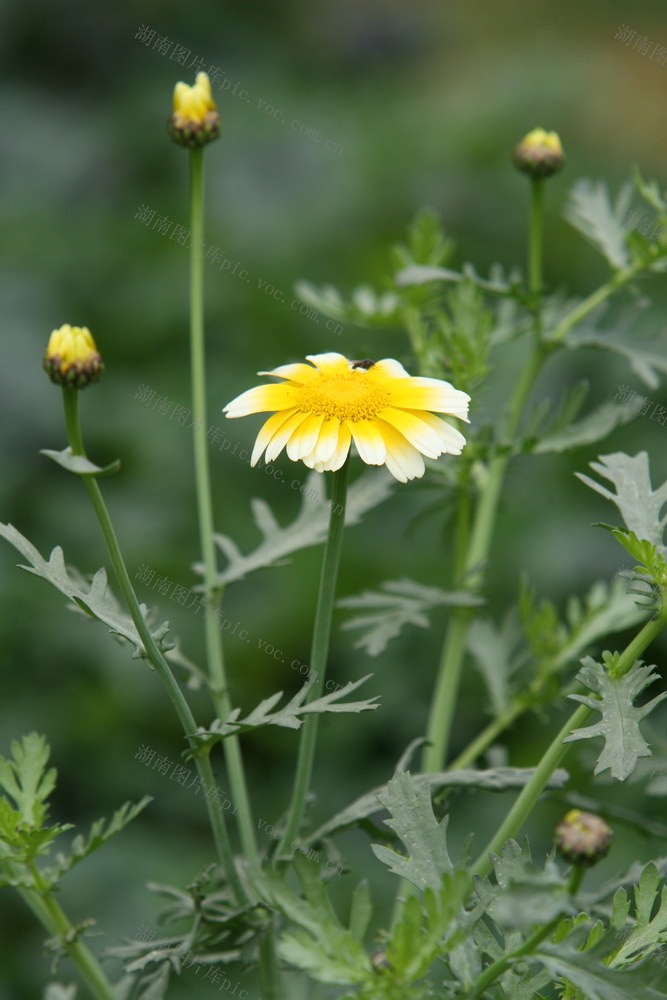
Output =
[{"x1": 224, "y1": 352, "x2": 470, "y2": 483}]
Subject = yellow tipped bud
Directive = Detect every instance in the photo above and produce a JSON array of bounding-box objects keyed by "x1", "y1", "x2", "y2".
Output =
[
  {"x1": 168, "y1": 71, "x2": 220, "y2": 149},
  {"x1": 554, "y1": 809, "x2": 612, "y2": 867},
  {"x1": 43, "y1": 324, "x2": 104, "y2": 389},
  {"x1": 513, "y1": 127, "x2": 565, "y2": 178}
]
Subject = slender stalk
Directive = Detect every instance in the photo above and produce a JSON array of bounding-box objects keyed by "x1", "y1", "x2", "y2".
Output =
[
  {"x1": 275, "y1": 460, "x2": 350, "y2": 860},
  {"x1": 422, "y1": 170, "x2": 552, "y2": 774},
  {"x1": 61, "y1": 388, "x2": 245, "y2": 904},
  {"x1": 470, "y1": 608, "x2": 667, "y2": 878},
  {"x1": 448, "y1": 703, "x2": 523, "y2": 772},
  {"x1": 529, "y1": 178, "x2": 544, "y2": 296},
  {"x1": 549, "y1": 263, "x2": 641, "y2": 346},
  {"x1": 187, "y1": 149, "x2": 258, "y2": 865},
  {"x1": 20, "y1": 878, "x2": 117, "y2": 1000}
]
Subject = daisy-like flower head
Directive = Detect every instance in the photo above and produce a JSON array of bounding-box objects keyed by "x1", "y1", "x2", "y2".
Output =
[
  {"x1": 223, "y1": 353, "x2": 470, "y2": 483},
  {"x1": 43, "y1": 324, "x2": 104, "y2": 389},
  {"x1": 168, "y1": 71, "x2": 220, "y2": 148}
]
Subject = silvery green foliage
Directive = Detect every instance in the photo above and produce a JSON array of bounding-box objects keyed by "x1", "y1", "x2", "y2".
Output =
[
  {"x1": 468, "y1": 577, "x2": 646, "y2": 720},
  {"x1": 338, "y1": 578, "x2": 484, "y2": 656},
  {"x1": 0, "y1": 523, "x2": 173, "y2": 659},
  {"x1": 563, "y1": 179, "x2": 632, "y2": 270},
  {"x1": 0, "y1": 734, "x2": 149, "y2": 891},
  {"x1": 565, "y1": 657, "x2": 667, "y2": 780},
  {"x1": 206, "y1": 469, "x2": 392, "y2": 586},
  {"x1": 577, "y1": 452, "x2": 667, "y2": 553},
  {"x1": 307, "y1": 766, "x2": 569, "y2": 844},
  {"x1": 191, "y1": 675, "x2": 379, "y2": 754}
]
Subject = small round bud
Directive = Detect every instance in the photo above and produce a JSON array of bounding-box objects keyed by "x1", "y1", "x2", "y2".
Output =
[
  {"x1": 168, "y1": 71, "x2": 220, "y2": 149},
  {"x1": 554, "y1": 809, "x2": 612, "y2": 867},
  {"x1": 370, "y1": 949, "x2": 391, "y2": 970},
  {"x1": 513, "y1": 127, "x2": 564, "y2": 178},
  {"x1": 43, "y1": 325, "x2": 104, "y2": 389}
]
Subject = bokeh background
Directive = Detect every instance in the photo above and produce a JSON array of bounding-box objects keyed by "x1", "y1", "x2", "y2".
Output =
[{"x1": 1, "y1": 0, "x2": 667, "y2": 996}]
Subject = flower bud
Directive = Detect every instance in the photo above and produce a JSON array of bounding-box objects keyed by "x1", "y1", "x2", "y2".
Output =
[
  {"x1": 513, "y1": 128, "x2": 564, "y2": 178},
  {"x1": 168, "y1": 71, "x2": 220, "y2": 149},
  {"x1": 554, "y1": 809, "x2": 612, "y2": 867},
  {"x1": 43, "y1": 324, "x2": 104, "y2": 389}
]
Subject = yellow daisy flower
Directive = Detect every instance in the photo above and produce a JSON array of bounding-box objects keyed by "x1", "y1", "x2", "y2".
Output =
[{"x1": 223, "y1": 353, "x2": 470, "y2": 483}]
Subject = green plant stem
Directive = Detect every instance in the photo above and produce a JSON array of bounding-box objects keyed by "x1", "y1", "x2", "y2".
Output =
[
  {"x1": 188, "y1": 148, "x2": 258, "y2": 866},
  {"x1": 470, "y1": 608, "x2": 667, "y2": 878},
  {"x1": 548, "y1": 262, "x2": 642, "y2": 345},
  {"x1": 422, "y1": 343, "x2": 548, "y2": 774},
  {"x1": 275, "y1": 460, "x2": 350, "y2": 861},
  {"x1": 20, "y1": 876, "x2": 117, "y2": 1000},
  {"x1": 448, "y1": 703, "x2": 524, "y2": 772},
  {"x1": 61, "y1": 388, "x2": 245, "y2": 905},
  {"x1": 422, "y1": 169, "x2": 554, "y2": 776},
  {"x1": 469, "y1": 866, "x2": 583, "y2": 999}
]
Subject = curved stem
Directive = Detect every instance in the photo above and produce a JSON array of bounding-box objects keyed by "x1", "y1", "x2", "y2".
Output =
[
  {"x1": 470, "y1": 608, "x2": 667, "y2": 878},
  {"x1": 275, "y1": 460, "x2": 350, "y2": 861},
  {"x1": 21, "y1": 873, "x2": 117, "y2": 1000},
  {"x1": 422, "y1": 168, "x2": 553, "y2": 776},
  {"x1": 188, "y1": 149, "x2": 257, "y2": 865},
  {"x1": 61, "y1": 388, "x2": 245, "y2": 905},
  {"x1": 469, "y1": 867, "x2": 582, "y2": 999}
]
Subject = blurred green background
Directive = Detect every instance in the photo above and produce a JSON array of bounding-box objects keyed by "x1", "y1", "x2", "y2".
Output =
[{"x1": 1, "y1": 0, "x2": 667, "y2": 996}]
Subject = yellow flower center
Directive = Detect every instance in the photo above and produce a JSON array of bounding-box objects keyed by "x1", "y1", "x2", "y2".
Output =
[{"x1": 296, "y1": 372, "x2": 389, "y2": 421}]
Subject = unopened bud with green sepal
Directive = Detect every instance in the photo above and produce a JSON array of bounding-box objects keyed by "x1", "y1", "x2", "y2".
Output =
[
  {"x1": 513, "y1": 127, "x2": 565, "y2": 178},
  {"x1": 554, "y1": 809, "x2": 612, "y2": 866},
  {"x1": 168, "y1": 71, "x2": 220, "y2": 149},
  {"x1": 43, "y1": 324, "x2": 103, "y2": 389}
]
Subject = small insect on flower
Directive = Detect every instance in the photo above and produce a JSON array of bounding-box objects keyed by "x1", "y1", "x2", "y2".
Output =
[{"x1": 223, "y1": 352, "x2": 470, "y2": 483}]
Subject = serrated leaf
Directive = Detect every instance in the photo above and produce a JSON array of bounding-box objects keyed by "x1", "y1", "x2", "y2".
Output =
[
  {"x1": 370, "y1": 771, "x2": 454, "y2": 890},
  {"x1": 564, "y1": 179, "x2": 631, "y2": 270},
  {"x1": 534, "y1": 398, "x2": 641, "y2": 454},
  {"x1": 535, "y1": 932, "x2": 665, "y2": 1000},
  {"x1": 395, "y1": 262, "x2": 512, "y2": 295},
  {"x1": 40, "y1": 447, "x2": 121, "y2": 478},
  {"x1": 306, "y1": 767, "x2": 568, "y2": 844},
  {"x1": 338, "y1": 577, "x2": 483, "y2": 656},
  {"x1": 252, "y1": 855, "x2": 371, "y2": 985},
  {"x1": 208, "y1": 469, "x2": 392, "y2": 586},
  {"x1": 568, "y1": 330, "x2": 667, "y2": 390},
  {"x1": 49, "y1": 797, "x2": 152, "y2": 879},
  {"x1": 292, "y1": 279, "x2": 400, "y2": 328},
  {"x1": 0, "y1": 733, "x2": 56, "y2": 829},
  {"x1": 611, "y1": 864, "x2": 667, "y2": 966},
  {"x1": 44, "y1": 985, "x2": 77, "y2": 1000},
  {"x1": 564, "y1": 658, "x2": 667, "y2": 780},
  {"x1": 482, "y1": 840, "x2": 573, "y2": 928},
  {"x1": 0, "y1": 524, "x2": 174, "y2": 659},
  {"x1": 467, "y1": 611, "x2": 522, "y2": 716},
  {"x1": 576, "y1": 452, "x2": 667, "y2": 554},
  {"x1": 190, "y1": 676, "x2": 379, "y2": 753}
]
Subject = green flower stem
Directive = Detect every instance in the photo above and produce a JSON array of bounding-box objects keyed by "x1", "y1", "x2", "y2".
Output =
[
  {"x1": 20, "y1": 876, "x2": 117, "y2": 1000},
  {"x1": 61, "y1": 388, "x2": 245, "y2": 905},
  {"x1": 468, "y1": 866, "x2": 583, "y2": 999},
  {"x1": 529, "y1": 177, "x2": 544, "y2": 313},
  {"x1": 470, "y1": 608, "x2": 667, "y2": 878},
  {"x1": 422, "y1": 169, "x2": 554, "y2": 776},
  {"x1": 188, "y1": 149, "x2": 258, "y2": 866},
  {"x1": 448, "y1": 703, "x2": 524, "y2": 772},
  {"x1": 421, "y1": 342, "x2": 548, "y2": 774},
  {"x1": 275, "y1": 459, "x2": 350, "y2": 861},
  {"x1": 548, "y1": 262, "x2": 642, "y2": 346}
]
